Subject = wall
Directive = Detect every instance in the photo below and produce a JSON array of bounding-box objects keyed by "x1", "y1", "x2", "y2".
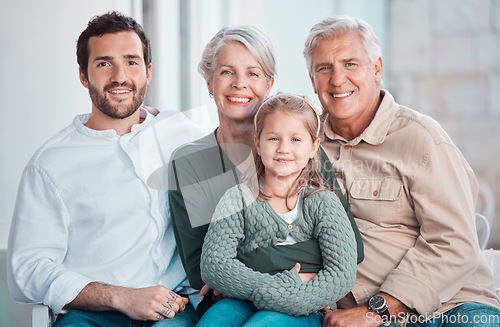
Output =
[{"x1": 387, "y1": 0, "x2": 500, "y2": 248}]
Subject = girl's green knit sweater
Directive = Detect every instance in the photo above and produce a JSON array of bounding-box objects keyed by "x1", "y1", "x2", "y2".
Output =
[{"x1": 200, "y1": 183, "x2": 357, "y2": 316}]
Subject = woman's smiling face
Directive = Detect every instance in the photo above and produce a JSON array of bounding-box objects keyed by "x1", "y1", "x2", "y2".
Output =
[{"x1": 207, "y1": 41, "x2": 273, "y2": 123}]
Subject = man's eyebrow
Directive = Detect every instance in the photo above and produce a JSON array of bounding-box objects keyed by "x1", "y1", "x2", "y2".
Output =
[
  {"x1": 314, "y1": 62, "x2": 332, "y2": 68},
  {"x1": 124, "y1": 54, "x2": 142, "y2": 59},
  {"x1": 93, "y1": 56, "x2": 113, "y2": 62},
  {"x1": 92, "y1": 54, "x2": 142, "y2": 62}
]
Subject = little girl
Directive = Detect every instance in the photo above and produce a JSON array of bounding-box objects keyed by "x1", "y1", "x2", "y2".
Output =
[{"x1": 198, "y1": 93, "x2": 357, "y2": 327}]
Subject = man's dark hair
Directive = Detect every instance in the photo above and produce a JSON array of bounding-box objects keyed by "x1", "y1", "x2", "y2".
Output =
[{"x1": 77, "y1": 11, "x2": 152, "y2": 78}]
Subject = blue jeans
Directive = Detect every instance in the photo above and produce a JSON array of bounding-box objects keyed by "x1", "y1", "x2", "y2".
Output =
[
  {"x1": 53, "y1": 302, "x2": 200, "y2": 327},
  {"x1": 384, "y1": 303, "x2": 500, "y2": 327},
  {"x1": 195, "y1": 298, "x2": 322, "y2": 327}
]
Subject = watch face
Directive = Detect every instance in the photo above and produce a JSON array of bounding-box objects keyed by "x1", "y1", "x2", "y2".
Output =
[{"x1": 369, "y1": 295, "x2": 386, "y2": 311}]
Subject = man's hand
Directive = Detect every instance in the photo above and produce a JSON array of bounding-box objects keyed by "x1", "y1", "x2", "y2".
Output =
[
  {"x1": 322, "y1": 306, "x2": 382, "y2": 327},
  {"x1": 323, "y1": 293, "x2": 410, "y2": 327},
  {"x1": 114, "y1": 286, "x2": 188, "y2": 321},
  {"x1": 64, "y1": 283, "x2": 188, "y2": 321}
]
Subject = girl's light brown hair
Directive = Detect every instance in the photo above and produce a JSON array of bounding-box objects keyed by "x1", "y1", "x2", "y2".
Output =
[{"x1": 249, "y1": 93, "x2": 329, "y2": 209}]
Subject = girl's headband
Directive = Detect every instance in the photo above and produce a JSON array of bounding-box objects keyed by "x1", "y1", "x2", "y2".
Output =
[{"x1": 254, "y1": 93, "x2": 323, "y2": 137}]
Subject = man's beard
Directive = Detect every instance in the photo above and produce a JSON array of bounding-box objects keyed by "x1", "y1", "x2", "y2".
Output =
[{"x1": 88, "y1": 81, "x2": 147, "y2": 119}]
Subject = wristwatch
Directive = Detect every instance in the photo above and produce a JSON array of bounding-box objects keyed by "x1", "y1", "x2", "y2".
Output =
[{"x1": 368, "y1": 294, "x2": 391, "y2": 324}]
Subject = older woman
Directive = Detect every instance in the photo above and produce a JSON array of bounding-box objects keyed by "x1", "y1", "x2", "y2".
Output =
[
  {"x1": 168, "y1": 26, "x2": 362, "y2": 325},
  {"x1": 168, "y1": 26, "x2": 276, "y2": 311}
]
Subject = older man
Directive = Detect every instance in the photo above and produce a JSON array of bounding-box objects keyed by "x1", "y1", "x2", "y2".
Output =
[{"x1": 304, "y1": 15, "x2": 500, "y2": 327}]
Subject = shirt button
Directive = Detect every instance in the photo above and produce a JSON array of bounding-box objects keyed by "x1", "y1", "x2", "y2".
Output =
[
  {"x1": 288, "y1": 225, "x2": 293, "y2": 230},
  {"x1": 336, "y1": 172, "x2": 343, "y2": 179},
  {"x1": 373, "y1": 190, "x2": 379, "y2": 196}
]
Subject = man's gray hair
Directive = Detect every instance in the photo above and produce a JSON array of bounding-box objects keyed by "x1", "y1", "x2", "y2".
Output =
[
  {"x1": 304, "y1": 15, "x2": 381, "y2": 73},
  {"x1": 199, "y1": 25, "x2": 276, "y2": 82}
]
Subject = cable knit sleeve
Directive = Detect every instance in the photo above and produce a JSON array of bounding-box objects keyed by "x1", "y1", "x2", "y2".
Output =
[
  {"x1": 200, "y1": 185, "x2": 296, "y2": 301},
  {"x1": 252, "y1": 190, "x2": 357, "y2": 316},
  {"x1": 201, "y1": 187, "x2": 357, "y2": 316}
]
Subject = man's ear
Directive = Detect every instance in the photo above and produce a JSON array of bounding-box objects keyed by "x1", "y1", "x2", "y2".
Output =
[
  {"x1": 79, "y1": 67, "x2": 89, "y2": 89},
  {"x1": 374, "y1": 57, "x2": 383, "y2": 84},
  {"x1": 146, "y1": 64, "x2": 152, "y2": 85},
  {"x1": 309, "y1": 72, "x2": 318, "y2": 94}
]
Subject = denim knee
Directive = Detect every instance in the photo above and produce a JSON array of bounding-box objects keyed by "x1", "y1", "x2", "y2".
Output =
[
  {"x1": 243, "y1": 310, "x2": 322, "y2": 327},
  {"x1": 196, "y1": 298, "x2": 257, "y2": 327}
]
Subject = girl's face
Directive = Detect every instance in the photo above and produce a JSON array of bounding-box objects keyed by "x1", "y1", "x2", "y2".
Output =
[
  {"x1": 207, "y1": 42, "x2": 274, "y2": 123},
  {"x1": 255, "y1": 111, "x2": 320, "y2": 180}
]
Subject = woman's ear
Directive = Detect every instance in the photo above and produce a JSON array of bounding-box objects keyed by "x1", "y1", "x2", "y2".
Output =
[
  {"x1": 206, "y1": 81, "x2": 213, "y2": 95},
  {"x1": 265, "y1": 76, "x2": 274, "y2": 96}
]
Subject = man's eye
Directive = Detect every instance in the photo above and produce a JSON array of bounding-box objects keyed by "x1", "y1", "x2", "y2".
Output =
[
  {"x1": 317, "y1": 66, "x2": 331, "y2": 73},
  {"x1": 128, "y1": 61, "x2": 139, "y2": 65},
  {"x1": 345, "y1": 62, "x2": 356, "y2": 68},
  {"x1": 97, "y1": 62, "x2": 110, "y2": 67}
]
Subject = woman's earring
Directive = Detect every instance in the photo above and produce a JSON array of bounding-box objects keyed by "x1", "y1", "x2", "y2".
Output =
[{"x1": 209, "y1": 92, "x2": 214, "y2": 98}]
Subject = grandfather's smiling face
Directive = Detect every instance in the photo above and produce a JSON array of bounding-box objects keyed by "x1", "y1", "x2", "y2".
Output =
[{"x1": 309, "y1": 30, "x2": 382, "y2": 137}]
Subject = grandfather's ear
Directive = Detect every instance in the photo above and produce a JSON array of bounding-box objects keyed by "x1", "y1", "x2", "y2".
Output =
[{"x1": 309, "y1": 72, "x2": 318, "y2": 94}]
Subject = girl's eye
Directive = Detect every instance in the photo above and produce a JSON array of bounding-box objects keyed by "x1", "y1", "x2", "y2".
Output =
[
  {"x1": 270, "y1": 137, "x2": 279, "y2": 141},
  {"x1": 292, "y1": 138, "x2": 301, "y2": 142}
]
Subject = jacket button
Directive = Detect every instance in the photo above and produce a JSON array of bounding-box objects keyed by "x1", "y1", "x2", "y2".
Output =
[{"x1": 288, "y1": 224, "x2": 293, "y2": 230}]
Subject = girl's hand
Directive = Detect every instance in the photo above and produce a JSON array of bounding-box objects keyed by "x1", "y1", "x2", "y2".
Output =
[{"x1": 292, "y1": 262, "x2": 318, "y2": 283}]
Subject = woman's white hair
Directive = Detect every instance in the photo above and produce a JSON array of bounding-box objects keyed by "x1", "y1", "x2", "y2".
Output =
[
  {"x1": 303, "y1": 15, "x2": 381, "y2": 73},
  {"x1": 198, "y1": 25, "x2": 276, "y2": 82}
]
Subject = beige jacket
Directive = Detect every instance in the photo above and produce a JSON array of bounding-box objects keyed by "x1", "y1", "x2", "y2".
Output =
[{"x1": 322, "y1": 90, "x2": 500, "y2": 319}]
